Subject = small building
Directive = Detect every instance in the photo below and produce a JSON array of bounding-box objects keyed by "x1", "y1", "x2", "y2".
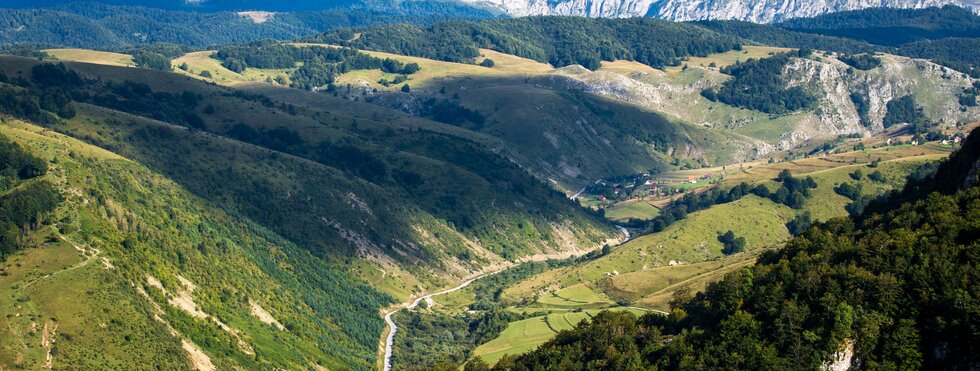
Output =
[{"x1": 598, "y1": 195, "x2": 607, "y2": 201}]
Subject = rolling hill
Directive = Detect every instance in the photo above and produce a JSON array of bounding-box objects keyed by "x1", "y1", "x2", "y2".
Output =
[
  {"x1": 148, "y1": 27, "x2": 979, "y2": 187},
  {"x1": 0, "y1": 8, "x2": 978, "y2": 371},
  {"x1": 0, "y1": 54, "x2": 622, "y2": 369}
]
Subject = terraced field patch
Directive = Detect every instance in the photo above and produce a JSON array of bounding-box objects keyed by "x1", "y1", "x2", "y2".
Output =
[
  {"x1": 475, "y1": 306, "x2": 652, "y2": 365},
  {"x1": 472, "y1": 316, "x2": 556, "y2": 364},
  {"x1": 554, "y1": 284, "x2": 613, "y2": 304},
  {"x1": 545, "y1": 312, "x2": 590, "y2": 332}
]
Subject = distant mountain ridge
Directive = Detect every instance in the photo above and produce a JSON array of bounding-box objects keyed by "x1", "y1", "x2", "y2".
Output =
[
  {"x1": 777, "y1": 5, "x2": 980, "y2": 45},
  {"x1": 461, "y1": 0, "x2": 979, "y2": 22},
  {"x1": 3, "y1": 0, "x2": 979, "y2": 22}
]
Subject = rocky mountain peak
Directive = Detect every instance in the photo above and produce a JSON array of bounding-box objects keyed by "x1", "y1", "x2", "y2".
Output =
[{"x1": 461, "y1": 0, "x2": 979, "y2": 22}]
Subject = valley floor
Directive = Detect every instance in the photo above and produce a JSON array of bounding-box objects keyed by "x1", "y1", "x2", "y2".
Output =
[{"x1": 387, "y1": 139, "x2": 957, "y2": 367}]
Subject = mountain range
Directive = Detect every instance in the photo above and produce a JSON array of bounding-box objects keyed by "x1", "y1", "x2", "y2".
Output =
[
  {"x1": 3, "y1": 0, "x2": 980, "y2": 22},
  {"x1": 467, "y1": 0, "x2": 980, "y2": 22}
]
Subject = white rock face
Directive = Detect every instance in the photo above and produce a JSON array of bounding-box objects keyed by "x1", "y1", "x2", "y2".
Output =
[
  {"x1": 543, "y1": 52, "x2": 977, "y2": 159},
  {"x1": 466, "y1": 0, "x2": 659, "y2": 17},
  {"x1": 462, "y1": 0, "x2": 979, "y2": 22}
]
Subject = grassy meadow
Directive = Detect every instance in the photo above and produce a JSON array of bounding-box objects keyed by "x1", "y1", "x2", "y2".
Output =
[
  {"x1": 45, "y1": 48, "x2": 135, "y2": 67},
  {"x1": 604, "y1": 201, "x2": 661, "y2": 222}
]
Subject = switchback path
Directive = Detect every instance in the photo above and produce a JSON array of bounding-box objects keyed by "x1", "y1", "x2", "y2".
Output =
[{"x1": 382, "y1": 269, "x2": 504, "y2": 371}]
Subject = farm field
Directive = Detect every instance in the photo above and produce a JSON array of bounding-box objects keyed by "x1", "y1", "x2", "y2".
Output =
[
  {"x1": 473, "y1": 307, "x2": 647, "y2": 365},
  {"x1": 506, "y1": 144, "x2": 945, "y2": 308},
  {"x1": 294, "y1": 44, "x2": 550, "y2": 91},
  {"x1": 545, "y1": 312, "x2": 590, "y2": 331},
  {"x1": 648, "y1": 143, "x2": 950, "y2": 196},
  {"x1": 171, "y1": 51, "x2": 295, "y2": 86},
  {"x1": 606, "y1": 201, "x2": 660, "y2": 222},
  {"x1": 472, "y1": 316, "x2": 556, "y2": 364},
  {"x1": 531, "y1": 283, "x2": 614, "y2": 310}
]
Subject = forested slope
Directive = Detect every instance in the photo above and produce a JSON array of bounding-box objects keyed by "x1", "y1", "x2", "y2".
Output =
[
  {"x1": 0, "y1": 1, "x2": 494, "y2": 50},
  {"x1": 308, "y1": 17, "x2": 739, "y2": 69},
  {"x1": 0, "y1": 57, "x2": 621, "y2": 368},
  {"x1": 778, "y1": 5, "x2": 980, "y2": 46},
  {"x1": 0, "y1": 120, "x2": 395, "y2": 369}
]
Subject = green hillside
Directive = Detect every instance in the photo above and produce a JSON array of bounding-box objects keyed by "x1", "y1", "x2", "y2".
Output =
[
  {"x1": 0, "y1": 56, "x2": 620, "y2": 369},
  {"x1": 164, "y1": 43, "x2": 743, "y2": 188},
  {"x1": 0, "y1": 8, "x2": 978, "y2": 370},
  {"x1": 481, "y1": 127, "x2": 980, "y2": 370},
  {"x1": 0, "y1": 120, "x2": 391, "y2": 369},
  {"x1": 505, "y1": 148, "x2": 942, "y2": 302},
  {"x1": 0, "y1": 55, "x2": 618, "y2": 277},
  {"x1": 453, "y1": 146, "x2": 944, "y2": 364}
]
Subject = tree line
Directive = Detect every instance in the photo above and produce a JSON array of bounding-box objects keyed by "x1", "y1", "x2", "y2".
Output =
[
  {"x1": 621, "y1": 170, "x2": 817, "y2": 238},
  {"x1": 307, "y1": 16, "x2": 740, "y2": 70},
  {"x1": 215, "y1": 41, "x2": 420, "y2": 90},
  {"x1": 0, "y1": 134, "x2": 59, "y2": 261}
]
